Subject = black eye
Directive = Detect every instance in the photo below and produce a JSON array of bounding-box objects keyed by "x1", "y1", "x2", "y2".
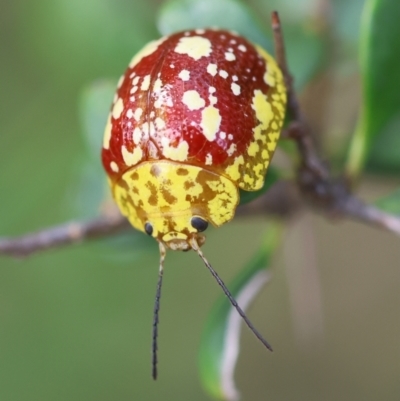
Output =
[
  {"x1": 191, "y1": 216, "x2": 208, "y2": 232},
  {"x1": 144, "y1": 222, "x2": 153, "y2": 236}
]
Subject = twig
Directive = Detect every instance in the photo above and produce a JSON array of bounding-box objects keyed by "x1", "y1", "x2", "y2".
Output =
[{"x1": 0, "y1": 214, "x2": 129, "y2": 258}]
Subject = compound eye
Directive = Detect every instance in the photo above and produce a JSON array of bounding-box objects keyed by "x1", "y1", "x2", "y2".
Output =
[
  {"x1": 190, "y1": 216, "x2": 208, "y2": 232},
  {"x1": 144, "y1": 222, "x2": 153, "y2": 236}
]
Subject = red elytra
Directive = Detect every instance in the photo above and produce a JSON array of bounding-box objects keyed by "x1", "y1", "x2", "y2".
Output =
[{"x1": 102, "y1": 29, "x2": 286, "y2": 192}]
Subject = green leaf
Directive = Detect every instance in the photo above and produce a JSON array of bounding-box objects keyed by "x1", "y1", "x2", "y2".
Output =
[
  {"x1": 157, "y1": 0, "x2": 271, "y2": 50},
  {"x1": 198, "y1": 224, "x2": 281, "y2": 401},
  {"x1": 347, "y1": 0, "x2": 400, "y2": 176},
  {"x1": 80, "y1": 79, "x2": 117, "y2": 160},
  {"x1": 64, "y1": 80, "x2": 116, "y2": 219},
  {"x1": 375, "y1": 188, "x2": 400, "y2": 215},
  {"x1": 284, "y1": 24, "x2": 326, "y2": 91},
  {"x1": 239, "y1": 167, "x2": 280, "y2": 206}
]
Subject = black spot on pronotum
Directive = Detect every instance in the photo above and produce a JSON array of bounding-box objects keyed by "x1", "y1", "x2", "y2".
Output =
[
  {"x1": 145, "y1": 222, "x2": 153, "y2": 236},
  {"x1": 191, "y1": 216, "x2": 208, "y2": 232}
]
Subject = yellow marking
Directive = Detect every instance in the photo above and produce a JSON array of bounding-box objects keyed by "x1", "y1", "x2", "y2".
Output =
[
  {"x1": 201, "y1": 106, "x2": 221, "y2": 141},
  {"x1": 225, "y1": 52, "x2": 236, "y2": 61},
  {"x1": 207, "y1": 63, "x2": 217, "y2": 76},
  {"x1": 182, "y1": 90, "x2": 205, "y2": 110},
  {"x1": 103, "y1": 114, "x2": 112, "y2": 149},
  {"x1": 161, "y1": 137, "x2": 189, "y2": 161},
  {"x1": 231, "y1": 82, "x2": 240, "y2": 95},
  {"x1": 174, "y1": 36, "x2": 212, "y2": 60},
  {"x1": 264, "y1": 72, "x2": 276, "y2": 87},
  {"x1": 155, "y1": 117, "x2": 166, "y2": 130},
  {"x1": 224, "y1": 155, "x2": 244, "y2": 181},
  {"x1": 252, "y1": 90, "x2": 273, "y2": 128},
  {"x1": 110, "y1": 161, "x2": 119, "y2": 172},
  {"x1": 153, "y1": 78, "x2": 163, "y2": 92},
  {"x1": 247, "y1": 141, "x2": 259, "y2": 157},
  {"x1": 133, "y1": 127, "x2": 142, "y2": 144},
  {"x1": 122, "y1": 145, "x2": 143, "y2": 166},
  {"x1": 227, "y1": 143, "x2": 236, "y2": 156},
  {"x1": 209, "y1": 94, "x2": 217, "y2": 105},
  {"x1": 244, "y1": 174, "x2": 254, "y2": 185},
  {"x1": 261, "y1": 149, "x2": 269, "y2": 159},
  {"x1": 132, "y1": 76, "x2": 140, "y2": 85},
  {"x1": 129, "y1": 37, "x2": 167, "y2": 68},
  {"x1": 256, "y1": 44, "x2": 284, "y2": 90},
  {"x1": 141, "y1": 75, "x2": 151, "y2": 91},
  {"x1": 112, "y1": 98, "x2": 124, "y2": 119},
  {"x1": 178, "y1": 70, "x2": 190, "y2": 81},
  {"x1": 134, "y1": 108, "x2": 143, "y2": 121}
]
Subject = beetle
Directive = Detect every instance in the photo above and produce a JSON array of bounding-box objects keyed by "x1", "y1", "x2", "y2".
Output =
[{"x1": 101, "y1": 27, "x2": 286, "y2": 378}]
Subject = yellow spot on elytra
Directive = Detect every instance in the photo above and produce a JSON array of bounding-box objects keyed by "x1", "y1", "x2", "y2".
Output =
[
  {"x1": 201, "y1": 106, "x2": 221, "y2": 141},
  {"x1": 252, "y1": 90, "x2": 273, "y2": 128},
  {"x1": 110, "y1": 161, "x2": 119, "y2": 172},
  {"x1": 134, "y1": 108, "x2": 143, "y2": 121},
  {"x1": 231, "y1": 83, "x2": 240, "y2": 96},
  {"x1": 153, "y1": 78, "x2": 163, "y2": 92},
  {"x1": 155, "y1": 117, "x2": 166, "y2": 130},
  {"x1": 133, "y1": 127, "x2": 142, "y2": 144},
  {"x1": 207, "y1": 64, "x2": 217, "y2": 76},
  {"x1": 227, "y1": 143, "x2": 236, "y2": 156},
  {"x1": 129, "y1": 37, "x2": 167, "y2": 68},
  {"x1": 112, "y1": 98, "x2": 124, "y2": 119},
  {"x1": 103, "y1": 114, "x2": 112, "y2": 149},
  {"x1": 122, "y1": 146, "x2": 143, "y2": 166},
  {"x1": 161, "y1": 138, "x2": 189, "y2": 161},
  {"x1": 225, "y1": 155, "x2": 244, "y2": 181},
  {"x1": 141, "y1": 75, "x2": 151, "y2": 91},
  {"x1": 178, "y1": 70, "x2": 190, "y2": 81},
  {"x1": 225, "y1": 52, "x2": 236, "y2": 61},
  {"x1": 182, "y1": 90, "x2": 205, "y2": 110},
  {"x1": 244, "y1": 174, "x2": 254, "y2": 185},
  {"x1": 174, "y1": 36, "x2": 212, "y2": 60},
  {"x1": 247, "y1": 141, "x2": 259, "y2": 157}
]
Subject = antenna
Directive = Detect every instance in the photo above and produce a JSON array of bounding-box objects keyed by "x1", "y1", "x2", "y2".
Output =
[
  {"x1": 152, "y1": 242, "x2": 166, "y2": 380},
  {"x1": 190, "y1": 237, "x2": 273, "y2": 352}
]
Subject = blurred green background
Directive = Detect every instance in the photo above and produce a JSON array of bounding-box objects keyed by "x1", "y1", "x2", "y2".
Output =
[{"x1": 1, "y1": 0, "x2": 400, "y2": 400}]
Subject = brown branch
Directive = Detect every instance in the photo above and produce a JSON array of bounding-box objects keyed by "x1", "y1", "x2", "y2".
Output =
[
  {"x1": 0, "y1": 214, "x2": 130, "y2": 258},
  {"x1": 0, "y1": 13, "x2": 399, "y2": 260}
]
